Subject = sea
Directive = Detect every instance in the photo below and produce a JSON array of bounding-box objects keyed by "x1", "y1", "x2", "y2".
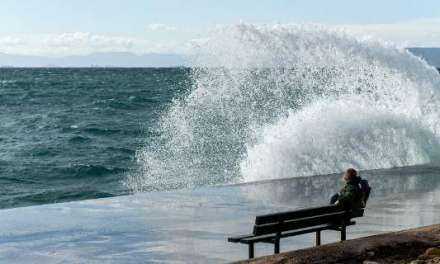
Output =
[
  {"x1": 0, "y1": 68, "x2": 190, "y2": 208},
  {"x1": 2, "y1": 24, "x2": 440, "y2": 210}
]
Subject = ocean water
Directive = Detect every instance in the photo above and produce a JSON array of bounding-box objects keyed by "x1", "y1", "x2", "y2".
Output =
[
  {"x1": 2, "y1": 24, "x2": 440, "y2": 210},
  {"x1": 0, "y1": 68, "x2": 190, "y2": 209}
]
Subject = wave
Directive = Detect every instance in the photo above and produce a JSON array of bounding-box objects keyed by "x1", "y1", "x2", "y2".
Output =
[
  {"x1": 57, "y1": 164, "x2": 126, "y2": 179},
  {"x1": 241, "y1": 100, "x2": 440, "y2": 182},
  {"x1": 127, "y1": 24, "x2": 440, "y2": 192},
  {"x1": 68, "y1": 135, "x2": 92, "y2": 144},
  {"x1": 7, "y1": 189, "x2": 114, "y2": 208}
]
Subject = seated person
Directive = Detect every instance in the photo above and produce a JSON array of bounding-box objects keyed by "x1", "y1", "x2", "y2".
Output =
[{"x1": 330, "y1": 168, "x2": 364, "y2": 210}]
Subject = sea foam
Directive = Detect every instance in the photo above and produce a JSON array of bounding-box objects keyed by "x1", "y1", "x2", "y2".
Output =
[{"x1": 128, "y1": 24, "x2": 440, "y2": 191}]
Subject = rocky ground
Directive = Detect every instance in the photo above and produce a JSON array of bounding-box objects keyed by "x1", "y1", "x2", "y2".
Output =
[
  {"x1": 366, "y1": 246, "x2": 440, "y2": 264},
  {"x1": 235, "y1": 225, "x2": 440, "y2": 264}
]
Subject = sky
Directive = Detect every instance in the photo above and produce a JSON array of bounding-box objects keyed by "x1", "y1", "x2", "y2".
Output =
[{"x1": 0, "y1": 0, "x2": 439, "y2": 56}]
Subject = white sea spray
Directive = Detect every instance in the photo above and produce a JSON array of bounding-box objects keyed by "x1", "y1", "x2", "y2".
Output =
[{"x1": 127, "y1": 24, "x2": 440, "y2": 192}]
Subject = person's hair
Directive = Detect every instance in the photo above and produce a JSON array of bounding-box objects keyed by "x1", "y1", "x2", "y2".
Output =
[{"x1": 345, "y1": 168, "x2": 358, "y2": 181}]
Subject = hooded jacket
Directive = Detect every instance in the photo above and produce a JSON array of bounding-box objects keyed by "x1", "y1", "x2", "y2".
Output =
[{"x1": 337, "y1": 177, "x2": 364, "y2": 210}]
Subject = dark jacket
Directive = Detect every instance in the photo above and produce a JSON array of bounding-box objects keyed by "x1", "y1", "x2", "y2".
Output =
[{"x1": 337, "y1": 177, "x2": 363, "y2": 210}]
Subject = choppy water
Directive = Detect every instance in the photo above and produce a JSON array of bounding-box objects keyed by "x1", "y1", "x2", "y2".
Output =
[
  {"x1": 0, "y1": 68, "x2": 190, "y2": 208},
  {"x1": 2, "y1": 24, "x2": 440, "y2": 210}
]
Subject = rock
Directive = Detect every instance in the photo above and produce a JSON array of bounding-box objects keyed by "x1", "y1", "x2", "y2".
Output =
[
  {"x1": 409, "y1": 260, "x2": 425, "y2": 264},
  {"x1": 239, "y1": 225, "x2": 440, "y2": 264},
  {"x1": 432, "y1": 257, "x2": 440, "y2": 263},
  {"x1": 425, "y1": 247, "x2": 440, "y2": 257},
  {"x1": 426, "y1": 256, "x2": 440, "y2": 264}
]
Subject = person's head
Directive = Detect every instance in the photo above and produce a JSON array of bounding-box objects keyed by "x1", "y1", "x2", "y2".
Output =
[{"x1": 343, "y1": 168, "x2": 357, "y2": 182}]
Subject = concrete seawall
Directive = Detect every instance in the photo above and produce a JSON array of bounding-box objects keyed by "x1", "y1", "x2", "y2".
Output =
[
  {"x1": 236, "y1": 224, "x2": 440, "y2": 264},
  {"x1": 2, "y1": 165, "x2": 440, "y2": 262}
]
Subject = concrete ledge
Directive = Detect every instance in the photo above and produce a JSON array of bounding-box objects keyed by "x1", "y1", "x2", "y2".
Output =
[{"x1": 235, "y1": 224, "x2": 440, "y2": 264}]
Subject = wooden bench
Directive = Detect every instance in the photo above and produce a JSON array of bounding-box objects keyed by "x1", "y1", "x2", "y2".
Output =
[{"x1": 228, "y1": 205, "x2": 364, "y2": 259}]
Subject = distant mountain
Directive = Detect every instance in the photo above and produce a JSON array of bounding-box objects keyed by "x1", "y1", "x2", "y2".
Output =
[
  {"x1": 408, "y1": 47, "x2": 440, "y2": 68},
  {"x1": 1, "y1": 48, "x2": 439, "y2": 68},
  {"x1": 0, "y1": 52, "x2": 187, "y2": 67}
]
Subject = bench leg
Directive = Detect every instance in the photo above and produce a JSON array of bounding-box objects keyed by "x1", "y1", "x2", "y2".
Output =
[
  {"x1": 341, "y1": 225, "x2": 346, "y2": 241},
  {"x1": 274, "y1": 238, "x2": 280, "y2": 254},
  {"x1": 316, "y1": 230, "x2": 321, "y2": 246},
  {"x1": 248, "y1": 243, "x2": 255, "y2": 259}
]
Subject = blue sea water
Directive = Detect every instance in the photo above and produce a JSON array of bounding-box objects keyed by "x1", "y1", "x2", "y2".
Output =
[
  {"x1": 2, "y1": 25, "x2": 440, "y2": 212},
  {"x1": 0, "y1": 68, "x2": 190, "y2": 209}
]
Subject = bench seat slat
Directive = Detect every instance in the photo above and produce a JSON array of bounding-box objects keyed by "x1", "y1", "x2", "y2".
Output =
[
  {"x1": 241, "y1": 224, "x2": 332, "y2": 244},
  {"x1": 228, "y1": 234, "x2": 254, "y2": 243},
  {"x1": 230, "y1": 221, "x2": 357, "y2": 244},
  {"x1": 326, "y1": 220, "x2": 356, "y2": 231}
]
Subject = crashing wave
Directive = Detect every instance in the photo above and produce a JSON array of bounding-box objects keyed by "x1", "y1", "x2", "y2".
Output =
[{"x1": 127, "y1": 24, "x2": 440, "y2": 192}]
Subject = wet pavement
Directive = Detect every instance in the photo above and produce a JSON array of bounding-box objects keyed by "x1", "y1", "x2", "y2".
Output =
[{"x1": 1, "y1": 165, "x2": 440, "y2": 263}]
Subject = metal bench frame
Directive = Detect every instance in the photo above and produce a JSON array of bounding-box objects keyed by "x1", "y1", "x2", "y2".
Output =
[{"x1": 228, "y1": 205, "x2": 364, "y2": 259}]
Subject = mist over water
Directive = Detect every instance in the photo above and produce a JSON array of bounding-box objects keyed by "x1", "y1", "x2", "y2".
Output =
[{"x1": 128, "y1": 24, "x2": 440, "y2": 192}]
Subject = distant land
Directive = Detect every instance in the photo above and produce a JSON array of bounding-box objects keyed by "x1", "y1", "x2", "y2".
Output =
[
  {"x1": 0, "y1": 52, "x2": 187, "y2": 67},
  {"x1": 0, "y1": 48, "x2": 439, "y2": 68},
  {"x1": 408, "y1": 48, "x2": 440, "y2": 69}
]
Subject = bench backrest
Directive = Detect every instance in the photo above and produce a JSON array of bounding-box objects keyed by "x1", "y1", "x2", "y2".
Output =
[
  {"x1": 253, "y1": 205, "x2": 363, "y2": 236},
  {"x1": 255, "y1": 205, "x2": 343, "y2": 225}
]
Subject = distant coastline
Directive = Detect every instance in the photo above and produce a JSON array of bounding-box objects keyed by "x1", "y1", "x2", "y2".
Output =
[
  {"x1": 0, "y1": 52, "x2": 187, "y2": 68},
  {"x1": 0, "y1": 48, "x2": 440, "y2": 68},
  {"x1": 408, "y1": 47, "x2": 440, "y2": 69}
]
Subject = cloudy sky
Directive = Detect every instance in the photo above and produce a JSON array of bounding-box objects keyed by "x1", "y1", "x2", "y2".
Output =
[{"x1": 0, "y1": 0, "x2": 439, "y2": 56}]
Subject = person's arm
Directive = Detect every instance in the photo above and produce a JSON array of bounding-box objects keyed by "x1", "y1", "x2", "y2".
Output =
[{"x1": 330, "y1": 193, "x2": 340, "y2": 204}]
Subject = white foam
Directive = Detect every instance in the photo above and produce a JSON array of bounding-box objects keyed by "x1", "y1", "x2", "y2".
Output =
[{"x1": 128, "y1": 24, "x2": 440, "y2": 191}]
